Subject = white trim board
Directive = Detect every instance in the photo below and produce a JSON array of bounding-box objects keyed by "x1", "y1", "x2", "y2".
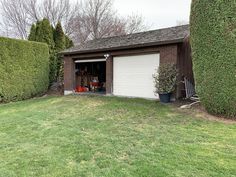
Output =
[{"x1": 75, "y1": 59, "x2": 106, "y2": 63}]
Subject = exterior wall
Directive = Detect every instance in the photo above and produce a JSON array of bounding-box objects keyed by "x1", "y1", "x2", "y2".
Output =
[
  {"x1": 178, "y1": 37, "x2": 194, "y2": 83},
  {"x1": 159, "y1": 45, "x2": 178, "y2": 64},
  {"x1": 177, "y1": 37, "x2": 194, "y2": 98},
  {"x1": 64, "y1": 56, "x2": 75, "y2": 94},
  {"x1": 159, "y1": 45, "x2": 178, "y2": 99}
]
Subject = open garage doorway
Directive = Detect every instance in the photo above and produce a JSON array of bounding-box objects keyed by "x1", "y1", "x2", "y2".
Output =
[{"x1": 75, "y1": 59, "x2": 106, "y2": 94}]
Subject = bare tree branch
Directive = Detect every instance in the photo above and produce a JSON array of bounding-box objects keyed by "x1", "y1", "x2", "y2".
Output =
[
  {"x1": 70, "y1": 0, "x2": 148, "y2": 44},
  {"x1": 0, "y1": 0, "x2": 148, "y2": 42},
  {"x1": 124, "y1": 14, "x2": 147, "y2": 34},
  {"x1": 0, "y1": 0, "x2": 29, "y2": 38},
  {"x1": 0, "y1": 0, "x2": 79, "y2": 39},
  {"x1": 23, "y1": 0, "x2": 40, "y2": 22}
]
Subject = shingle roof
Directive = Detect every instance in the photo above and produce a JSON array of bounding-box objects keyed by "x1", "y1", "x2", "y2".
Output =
[{"x1": 62, "y1": 25, "x2": 189, "y2": 55}]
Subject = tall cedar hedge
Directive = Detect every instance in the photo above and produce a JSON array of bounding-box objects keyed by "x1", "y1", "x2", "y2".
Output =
[
  {"x1": 35, "y1": 19, "x2": 57, "y2": 84},
  {"x1": 28, "y1": 24, "x2": 36, "y2": 41},
  {"x1": 54, "y1": 22, "x2": 66, "y2": 52},
  {"x1": 54, "y1": 22, "x2": 66, "y2": 81},
  {"x1": 28, "y1": 20, "x2": 74, "y2": 83},
  {"x1": 190, "y1": 0, "x2": 236, "y2": 118},
  {"x1": 0, "y1": 37, "x2": 49, "y2": 102}
]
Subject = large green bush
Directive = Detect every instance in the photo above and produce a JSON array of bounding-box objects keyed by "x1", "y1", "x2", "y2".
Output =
[
  {"x1": 0, "y1": 37, "x2": 49, "y2": 102},
  {"x1": 190, "y1": 0, "x2": 236, "y2": 118},
  {"x1": 35, "y1": 19, "x2": 57, "y2": 84},
  {"x1": 28, "y1": 19, "x2": 74, "y2": 84}
]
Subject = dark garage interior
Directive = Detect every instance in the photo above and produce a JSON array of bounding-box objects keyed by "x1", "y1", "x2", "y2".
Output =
[{"x1": 75, "y1": 61, "x2": 106, "y2": 93}]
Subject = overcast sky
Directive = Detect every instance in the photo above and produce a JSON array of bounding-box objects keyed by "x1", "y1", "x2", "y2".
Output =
[{"x1": 114, "y1": 0, "x2": 192, "y2": 29}]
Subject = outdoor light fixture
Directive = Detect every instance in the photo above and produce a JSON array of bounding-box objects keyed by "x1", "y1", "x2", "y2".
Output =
[{"x1": 104, "y1": 54, "x2": 110, "y2": 59}]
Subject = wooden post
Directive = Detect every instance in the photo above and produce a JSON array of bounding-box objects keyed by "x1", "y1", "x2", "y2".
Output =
[
  {"x1": 106, "y1": 55, "x2": 113, "y2": 95},
  {"x1": 64, "y1": 56, "x2": 75, "y2": 95}
]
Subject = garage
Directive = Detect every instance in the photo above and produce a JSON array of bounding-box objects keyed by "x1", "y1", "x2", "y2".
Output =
[
  {"x1": 113, "y1": 54, "x2": 160, "y2": 99},
  {"x1": 62, "y1": 25, "x2": 194, "y2": 100}
]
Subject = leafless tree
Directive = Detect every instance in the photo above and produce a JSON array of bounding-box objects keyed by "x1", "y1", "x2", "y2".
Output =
[
  {"x1": 69, "y1": 0, "x2": 124, "y2": 43},
  {"x1": 0, "y1": 0, "x2": 148, "y2": 43},
  {"x1": 0, "y1": 0, "x2": 29, "y2": 39},
  {"x1": 0, "y1": 0, "x2": 79, "y2": 39},
  {"x1": 124, "y1": 14, "x2": 148, "y2": 34},
  {"x1": 70, "y1": 0, "x2": 147, "y2": 44}
]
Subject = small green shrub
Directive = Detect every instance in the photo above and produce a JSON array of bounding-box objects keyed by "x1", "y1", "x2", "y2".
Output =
[
  {"x1": 190, "y1": 0, "x2": 236, "y2": 118},
  {"x1": 153, "y1": 64, "x2": 178, "y2": 94},
  {"x1": 0, "y1": 37, "x2": 49, "y2": 102}
]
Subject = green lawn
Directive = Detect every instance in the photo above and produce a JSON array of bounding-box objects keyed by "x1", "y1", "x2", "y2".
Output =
[{"x1": 0, "y1": 96, "x2": 235, "y2": 177}]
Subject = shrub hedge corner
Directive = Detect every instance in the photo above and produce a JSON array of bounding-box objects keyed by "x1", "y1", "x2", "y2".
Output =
[
  {"x1": 0, "y1": 37, "x2": 49, "y2": 102},
  {"x1": 190, "y1": 0, "x2": 236, "y2": 118}
]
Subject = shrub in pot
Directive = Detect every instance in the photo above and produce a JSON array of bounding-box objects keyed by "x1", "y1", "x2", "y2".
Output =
[{"x1": 153, "y1": 64, "x2": 178, "y2": 103}]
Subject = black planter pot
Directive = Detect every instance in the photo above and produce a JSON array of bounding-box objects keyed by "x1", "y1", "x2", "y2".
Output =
[{"x1": 159, "y1": 93, "x2": 171, "y2": 103}]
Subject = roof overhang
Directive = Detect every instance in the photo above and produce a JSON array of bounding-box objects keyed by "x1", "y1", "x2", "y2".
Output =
[{"x1": 61, "y1": 38, "x2": 185, "y2": 56}]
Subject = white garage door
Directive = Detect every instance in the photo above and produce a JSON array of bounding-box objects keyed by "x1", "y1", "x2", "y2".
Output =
[{"x1": 113, "y1": 53, "x2": 160, "y2": 99}]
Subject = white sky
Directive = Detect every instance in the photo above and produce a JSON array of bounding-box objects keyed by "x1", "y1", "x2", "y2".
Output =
[{"x1": 114, "y1": 0, "x2": 192, "y2": 29}]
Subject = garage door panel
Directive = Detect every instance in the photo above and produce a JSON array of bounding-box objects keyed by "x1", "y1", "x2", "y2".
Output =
[
  {"x1": 114, "y1": 79, "x2": 152, "y2": 86},
  {"x1": 114, "y1": 74, "x2": 153, "y2": 81},
  {"x1": 113, "y1": 54, "x2": 160, "y2": 99}
]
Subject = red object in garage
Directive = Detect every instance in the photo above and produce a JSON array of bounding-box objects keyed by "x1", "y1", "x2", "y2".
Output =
[{"x1": 76, "y1": 86, "x2": 88, "y2": 92}]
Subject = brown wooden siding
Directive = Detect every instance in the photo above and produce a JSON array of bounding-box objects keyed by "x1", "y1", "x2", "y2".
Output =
[
  {"x1": 64, "y1": 56, "x2": 75, "y2": 91},
  {"x1": 177, "y1": 37, "x2": 194, "y2": 98}
]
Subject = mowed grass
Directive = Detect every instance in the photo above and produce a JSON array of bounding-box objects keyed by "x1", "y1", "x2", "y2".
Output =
[{"x1": 0, "y1": 96, "x2": 235, "y2": 177}]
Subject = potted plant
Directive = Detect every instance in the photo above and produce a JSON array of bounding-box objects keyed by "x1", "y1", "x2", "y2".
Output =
[{"x1": 153, "y1": 63, "x2": 178, "y2": 103}]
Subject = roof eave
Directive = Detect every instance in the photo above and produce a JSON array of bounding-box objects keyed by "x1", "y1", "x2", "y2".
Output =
[{"x1": 60, "y1": 38, "x2": 185, "y2": 56}]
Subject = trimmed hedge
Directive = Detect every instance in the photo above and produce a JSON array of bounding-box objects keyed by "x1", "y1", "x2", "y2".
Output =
[
  {"x1": 0, "y1": 37, "x2": 49, "y2": 102},
  {"x1": 190, "y1": 0, "x2": 236, "y2": 118}
]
